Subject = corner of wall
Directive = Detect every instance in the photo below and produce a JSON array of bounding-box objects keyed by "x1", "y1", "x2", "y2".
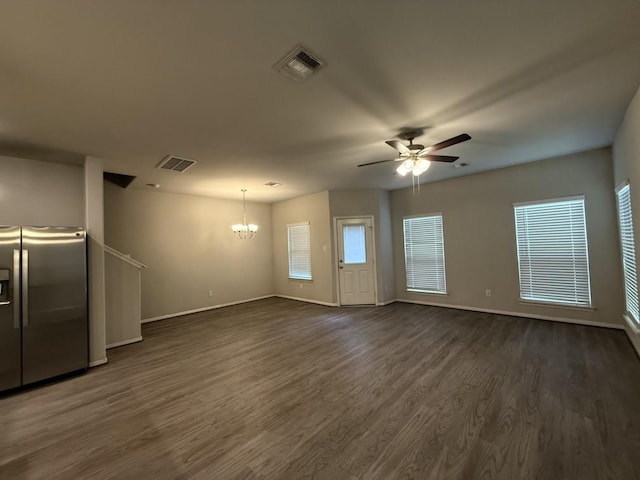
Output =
[
  {"x1": 84, "y1": 156, "x2": 107, "y2": 366},
  {"x1": 613, "y1": 83, "x2": 640, "y2": 356}
]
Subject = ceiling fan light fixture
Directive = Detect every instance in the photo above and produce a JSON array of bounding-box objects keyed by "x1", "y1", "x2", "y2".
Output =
[
  {"x1": 413, "y1": 158, "x2": 430, "y2": 176},
  {"x1": 396, "y1": 159, "x2": 414, "y2": 176},
  {"x1": 396, "y1": 158, "x2": 431, "y2": 176}
]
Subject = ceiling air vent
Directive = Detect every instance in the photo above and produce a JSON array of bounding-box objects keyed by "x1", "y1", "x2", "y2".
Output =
[
  {"x1": 156, "y1": 155, "x2": 197, "y2": 173},
  {"x1": 274, "y1": 45, "x2": 325, "y2": 82}
]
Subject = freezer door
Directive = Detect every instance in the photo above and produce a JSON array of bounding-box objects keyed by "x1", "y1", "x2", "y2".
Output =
[
  {"x1": 21, "y1": 227, "x2": 88, "y2": 385},
  {"x1": 0, "y1": 226, "x2": 21, "y2": 391}
]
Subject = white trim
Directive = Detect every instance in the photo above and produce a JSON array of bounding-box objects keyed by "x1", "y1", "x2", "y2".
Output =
[
  {"x1": 518, "y1": 300, "x2": 596, "y2": 311},
  {"x1": 376, "y1": 299, "x2": 396, "y2": 306},
  {"x1": 624, "y1": 320, "x2": 640, "y2": 359},
  {"x1": 104, "y1": 245, "x2": 147, "y2": 269},
  {"x1": 403, "y1": 211, "x2": 443, "y2": 220},
  {"x1": 395, "y1": 298, "x2": 623, "y2": 330},
  {"x1": 334, "y1": 215, "x2": 378, "y2": 306},
  {"x1": 402, "y1": 214, "x2": 447, "y2": 295},
  {"x1": 275, "y1": 295, "x2": 338, "y2": 307},
  {"x1": 408, "y1": 289, "x2": 448, "y2": 296},
  {"x1": 615, "y1": 179, "x2": 630, "y2": 194},
  {"x1": 624, "y1": 314, "x2": 640, "y2": 334},
  {"x1": 287, "y1": 222, "x2": 312, "y2": 280},
  {"x1": 142, "y1": 295, "x2": 276, "y2": 323},
  {"x1": 89, "y1": 358, "x2": 108, "y2": 367},
  {"x1": 106, "y1": 336, "x2": 143, "y2": 349},
  {"x1": 513, "y1": 194, "x2": 584, "y2": 208}
]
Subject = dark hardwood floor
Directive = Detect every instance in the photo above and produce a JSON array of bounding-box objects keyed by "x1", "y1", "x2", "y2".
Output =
[{"x1": 1, "y1": 298, "x2": 639, "y2": 479}]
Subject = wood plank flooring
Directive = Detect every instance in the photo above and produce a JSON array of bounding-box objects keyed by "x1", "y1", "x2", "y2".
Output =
[{"x1": 1, "y1": 298, "x2": 640, "y2": 479}]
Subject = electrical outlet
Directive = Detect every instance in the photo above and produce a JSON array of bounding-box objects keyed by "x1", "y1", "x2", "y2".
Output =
[
  {"x1": 299, "y1": 283, "x2": 304, "y2": 289},
  {"x1": 208, "y1": 289, "x2": 214, "y2": 297},
  {"x1": 485, "y1": 289, "x2": 491, "y2": 297}
]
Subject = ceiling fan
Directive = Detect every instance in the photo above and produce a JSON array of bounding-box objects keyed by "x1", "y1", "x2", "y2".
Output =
[{"x1": 358, "y1": 130, "x2": 471, "y2": 176}]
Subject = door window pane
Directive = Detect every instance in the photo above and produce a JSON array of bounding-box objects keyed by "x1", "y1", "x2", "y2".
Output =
[{"x1": 343, "y1": 225, "x2": 366, "y2": 264}]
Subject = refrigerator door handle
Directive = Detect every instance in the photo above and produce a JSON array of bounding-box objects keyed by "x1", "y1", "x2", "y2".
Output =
[
  {"x1": 22, "y1": 249, "x2": 28, "y2": 327},
  {"x1": 13, "y1": 249, "x2": 20, "y2": 329}
]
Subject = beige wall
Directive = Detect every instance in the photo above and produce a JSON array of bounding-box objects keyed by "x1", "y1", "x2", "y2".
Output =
[
  {"x1": 329, "y1": 190, "x2": 395, "y2": 304},
  {"x1": 105, "y1": 250, "x2": 143, "y2": 348},
  {"x1": 613, "y1": 84, "x2": 640, "y2": 355},
  {"x1": 84, "y1": 157, "x2": 107, "y2": 366},
  {"x1": 0, "y1": 155, "x2": 84, "y2": 226},
  {"x1": 104, "y1": 183, "x2": 274, "y2": 320},
  {"x1": 272, "y1": 191, "x2": 334, "y2": 305},
  {"x1": 390, "y1": 148, "x2": 624, "y2": 327}
]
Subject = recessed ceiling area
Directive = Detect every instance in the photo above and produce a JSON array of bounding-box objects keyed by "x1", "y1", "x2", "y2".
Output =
[{"x1": 0, "y1": 1, "x2": 639, "y2": 202}]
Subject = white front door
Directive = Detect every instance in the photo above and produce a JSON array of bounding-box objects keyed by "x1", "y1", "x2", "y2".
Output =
[{"x1": 337, "y1": 218, "x2": 376, "y2": 305}]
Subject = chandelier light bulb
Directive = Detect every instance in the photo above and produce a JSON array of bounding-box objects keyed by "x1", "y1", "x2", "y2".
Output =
[{"x1": 231, "y1": 189, "x2": 258, "y2": 239}]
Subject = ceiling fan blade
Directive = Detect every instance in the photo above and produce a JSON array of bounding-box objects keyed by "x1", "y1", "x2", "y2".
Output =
[
  {"x1": 427, "y1": 133, "x2": 472, "y2": 152},
  {"x1": 385, "y1": 140, "x2": 411, "y2": 154},
  {"x1": 423, "y1": 155, "x2": 459, "y2": 163},
  {"x1": 357, "y1": 159, "x2": 398, "y2": 167}
]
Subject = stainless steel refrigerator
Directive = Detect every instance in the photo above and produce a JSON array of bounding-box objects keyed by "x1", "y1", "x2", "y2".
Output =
[{"x1": 0, "y1": 226, "x2": 88, "y2": 393}]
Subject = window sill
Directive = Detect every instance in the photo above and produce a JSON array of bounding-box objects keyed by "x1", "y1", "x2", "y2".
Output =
[
  {"x1": 406, "y1": 289, "x2": 448, "y2": 296},
  {"x1": 289, "y1": 277, "x2": 313, "y2": 282},
  {"x1": 519, "y1": 300, "x2": 595, "y2": 312}
]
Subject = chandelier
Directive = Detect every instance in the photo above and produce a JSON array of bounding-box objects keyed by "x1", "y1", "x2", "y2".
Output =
[{"x1": 231, "y1": 189, "x2": 258, "y2": 239}]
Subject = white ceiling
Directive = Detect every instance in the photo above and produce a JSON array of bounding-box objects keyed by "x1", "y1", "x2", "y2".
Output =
[{"x1": 1, "y1": 1, "x2": 639, "y2": 203}]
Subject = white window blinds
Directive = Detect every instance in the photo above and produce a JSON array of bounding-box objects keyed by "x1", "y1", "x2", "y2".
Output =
[
  {"x1": 514, "y1": 197, "x2": 592, "y2": 307},
  {"x1": 403, "y1": 214, "x2": 446, "y2": 294},
  {"x1": 615, "y1": 183, "x2": 639, "y2": 326},
  {"x1": 287, "y1": 223, "x2": 312, "y2": 280}
]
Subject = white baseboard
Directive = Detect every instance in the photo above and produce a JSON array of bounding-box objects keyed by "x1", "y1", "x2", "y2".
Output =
[
  {"x1": 623, "y1": 314, "x2": 640, "y2": 334},
  {"x1": 627, "y1": 331, "x2": 640, "y2": 358},
  {"x1": 395, "y1": 298, "x2": 624, "y2": 330},
  {"x1": 376, "y1": 299, "x2": 397, "y2": 306},
  {"x1": 89, "y1": 357, "x2": 108, "y2": 368},
  {"x1": 142, "y1": 295, "x2": 276, "y2": 324},
  {"x1": 274, "y1": 295, "x2": 338, "y2": 307},
  {"x1": 623, "y1": 315, "x2": 640, "y2": 358},
  {"x1": 106, "y1": 336, "x2": 143, "y2": 349}
]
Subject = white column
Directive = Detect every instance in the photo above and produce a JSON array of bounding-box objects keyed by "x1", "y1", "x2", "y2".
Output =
[{"x1": 84, "y1": 156, "x2": 107, "y2": 366}]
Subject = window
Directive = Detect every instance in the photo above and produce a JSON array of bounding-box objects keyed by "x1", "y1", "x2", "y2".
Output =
[
  {"x1": 342, "y1": 224, "x2": 366, "y2": 264},
  {"x1": 513, "y1": 196, "x2": 592, "y2": 307},
  {"x1": 615, "y1": 182, "x2": 639, "y2": 327},
  {"x1": 403, "y1": 214, "x2": 446, "y2": 294},
  {"x1": 287, "y1": 222, "x2": 311, "y2": 280}
]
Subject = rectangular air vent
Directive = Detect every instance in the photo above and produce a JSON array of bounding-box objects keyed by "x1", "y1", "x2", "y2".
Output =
[
  {"x1": 274, "y1": 45, "x2": 325, "y2": 82},
  {"x1": 157, "y1": 155, "x2": 197, "y2": 172}
]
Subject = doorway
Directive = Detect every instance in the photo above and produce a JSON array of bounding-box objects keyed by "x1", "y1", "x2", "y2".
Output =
[{"x1": 336, "y1": 217, "x2": 376, "y2": 305}]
